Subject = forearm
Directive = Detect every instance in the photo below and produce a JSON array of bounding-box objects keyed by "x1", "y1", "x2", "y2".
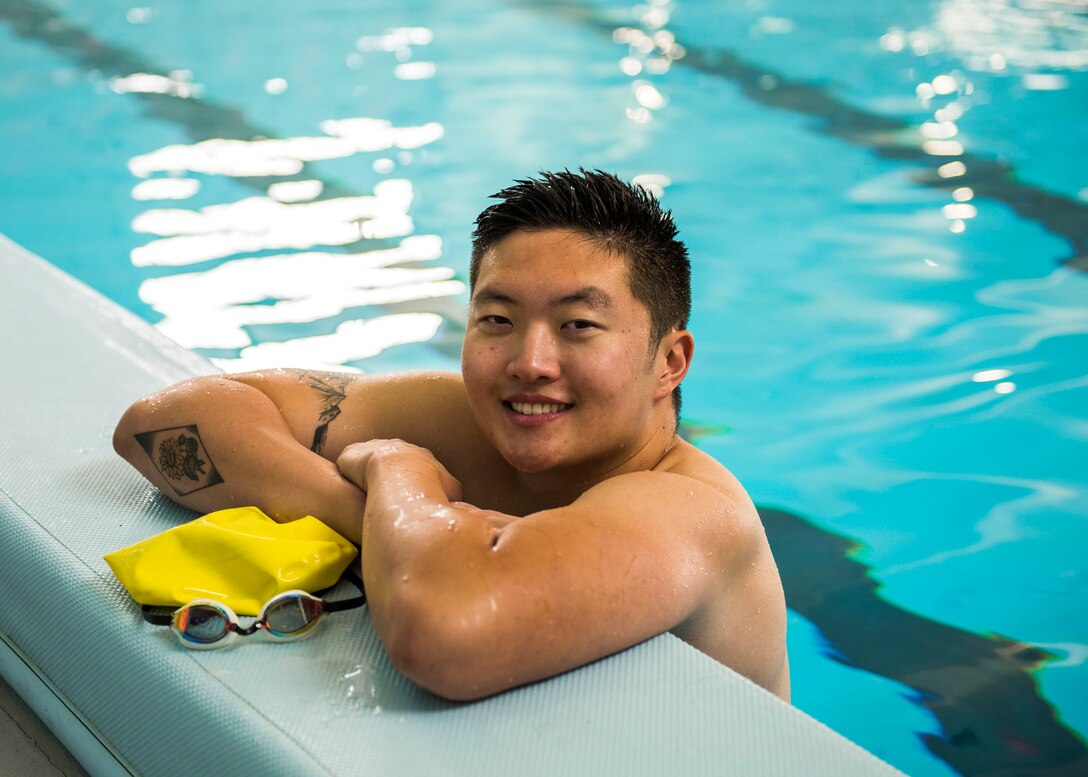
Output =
[
  {"x1": 350, "y1": 446, "x2": 515, "y2": 698},
  {"x1": 114, "y1": 374, "x2": 366, "y2": 543},
  {"x1": 359, "y1": 450, "x2": 485, "y2": 590}
]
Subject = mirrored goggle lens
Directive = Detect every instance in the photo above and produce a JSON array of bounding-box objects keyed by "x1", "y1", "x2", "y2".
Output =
[
  {"x1": 174, "y1": 604, "x2": 231, "y2": 645},
  {"x1": 263, "y1": 595, "x2": 324, "y2": 639}
]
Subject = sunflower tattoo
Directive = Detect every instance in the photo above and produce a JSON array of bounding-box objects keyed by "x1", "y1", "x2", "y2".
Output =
[{"x1": 135, "y1": 425, "x2": 223, "y2": 496}]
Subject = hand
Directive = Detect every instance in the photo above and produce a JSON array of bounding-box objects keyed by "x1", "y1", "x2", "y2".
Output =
[{"x1": 337, "y1": 439, "x2": 463, "y2": 502}]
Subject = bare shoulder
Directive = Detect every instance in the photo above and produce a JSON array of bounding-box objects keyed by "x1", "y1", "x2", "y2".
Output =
[
  {"x1": 655, "y1": 441, "x2": 791, "y2": 701},
  {"x1": 645, "y1": 438, "x2": 766, "y2": 543}
]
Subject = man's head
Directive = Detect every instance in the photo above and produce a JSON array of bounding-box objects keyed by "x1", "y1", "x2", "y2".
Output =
[{"x1": 470, "y1": 170, "x2": 691, "y2": 352}]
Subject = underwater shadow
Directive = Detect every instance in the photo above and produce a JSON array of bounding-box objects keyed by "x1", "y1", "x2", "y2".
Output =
[{"x1": 760, "y1": 506, "x2": 1088, "y2": 777}]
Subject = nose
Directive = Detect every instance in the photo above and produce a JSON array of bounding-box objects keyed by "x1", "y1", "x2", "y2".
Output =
[{"x1": 507, "y1": 324, "x2": 559, "y2": 383}]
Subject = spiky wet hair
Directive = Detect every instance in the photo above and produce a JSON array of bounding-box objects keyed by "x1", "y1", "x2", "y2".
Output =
[
  {"x1": 469, "y1": 169, "x2": 692, "y2": 417},
  {"x1": 470, "y1": 169, "x2": 691, "y2": 348}
]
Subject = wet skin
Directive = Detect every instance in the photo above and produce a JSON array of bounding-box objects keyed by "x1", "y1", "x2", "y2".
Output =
[{"x1": 114, "y1": 228, "x2": 789, "y2": 701}]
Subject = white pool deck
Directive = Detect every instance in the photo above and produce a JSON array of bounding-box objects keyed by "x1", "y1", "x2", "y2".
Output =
[{"x1": 0, "y1": 234, "x2": 905, "y2": 777}]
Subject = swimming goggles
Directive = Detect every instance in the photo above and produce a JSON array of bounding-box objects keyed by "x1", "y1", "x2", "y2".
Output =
[{"x1": 141, "y1": 569, "x2": 366, "y2": 649}]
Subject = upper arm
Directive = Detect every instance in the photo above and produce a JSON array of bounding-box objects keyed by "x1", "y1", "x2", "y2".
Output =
[
  {"x1": 114, "y1": 368, "x2": 504, "y2": 526},
  {"x1": 380, "y1": 471, "x2": 755, "y2": 700},
  {"x1": 228, "y1": 370, "x2": 495, "y2": 469}
]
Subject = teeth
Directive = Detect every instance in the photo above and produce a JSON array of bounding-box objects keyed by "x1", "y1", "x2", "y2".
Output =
[{"x1": 510, "y1": 402, "x2": 570, "y2": 416}]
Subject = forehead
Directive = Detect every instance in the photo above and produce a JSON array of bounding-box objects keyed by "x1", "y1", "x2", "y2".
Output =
[{"x1": 473, "y1": 229, "x2": 633, "y2": 300}]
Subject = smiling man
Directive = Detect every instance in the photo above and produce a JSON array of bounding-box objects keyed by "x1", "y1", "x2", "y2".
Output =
[{"x1": 114, "y1": 170, "x2": 789, "y2": 702}]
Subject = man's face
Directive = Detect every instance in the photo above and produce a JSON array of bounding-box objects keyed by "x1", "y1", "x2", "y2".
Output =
[{"x1": 461, "y1": 229, "x2": 670, "y2": 478}]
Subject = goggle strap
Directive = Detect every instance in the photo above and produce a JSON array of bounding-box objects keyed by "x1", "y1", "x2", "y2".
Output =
[
  {"x1": 140, "y1": 605, "x2": 175, "y2": 627},
  {"x1": 321, "y1": 567, "x2": 367, "y2": 612},
  {"x1": 137, "y1": 567, "x2": 365, "y2": 624}
]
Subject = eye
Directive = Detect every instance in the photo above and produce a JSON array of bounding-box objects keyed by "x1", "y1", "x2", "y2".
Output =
[
  {"x1": 480, "y1": 314, "x2": 512, "y2": 328},
  {"x1": 562, "y1": 319, "x2": 598, "y2": 333}
]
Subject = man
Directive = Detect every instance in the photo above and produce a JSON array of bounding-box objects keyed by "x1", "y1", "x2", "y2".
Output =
[{"x1": 114, "y1": 170, "x2": 789, "y2": 702}]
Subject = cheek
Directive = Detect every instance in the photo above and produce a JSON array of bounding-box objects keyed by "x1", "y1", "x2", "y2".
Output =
[
  {"x1": 577, "y1": 342, "x2": 650, "y2": 396},
  {"x1": 461, "y1": 343, "x2": 500, "y2": 391}
]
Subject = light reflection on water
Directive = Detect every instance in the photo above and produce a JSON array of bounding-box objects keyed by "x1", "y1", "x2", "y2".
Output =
[
  {"x1": 131, "y1": 181, "x2": 420, "y2": 265},
  {"x1": 119, "y1": 36, "x2": 459, "y2": 371}
]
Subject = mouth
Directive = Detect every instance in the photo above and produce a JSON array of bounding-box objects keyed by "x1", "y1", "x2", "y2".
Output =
[{"x1": 504, "y1": 401, "x2": 573, "y2": 416}]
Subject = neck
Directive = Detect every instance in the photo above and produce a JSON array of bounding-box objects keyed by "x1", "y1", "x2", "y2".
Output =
[{"x1": 514, "y1": 420, "x2": 679, "y2": 511}]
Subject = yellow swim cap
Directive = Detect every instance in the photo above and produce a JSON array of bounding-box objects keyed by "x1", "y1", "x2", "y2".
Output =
[{"x1": 104, "y1": 506, "x2": 357, "y2": 615}]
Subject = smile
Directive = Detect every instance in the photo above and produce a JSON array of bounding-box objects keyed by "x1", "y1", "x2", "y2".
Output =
[{"x1": 505, "y1": 401, "x2": 573, "y2": 416}]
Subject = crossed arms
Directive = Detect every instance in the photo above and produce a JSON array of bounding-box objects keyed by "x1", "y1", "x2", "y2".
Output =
[{"x1": 114, "y1": 370, "x2": 788, "y2": 701}]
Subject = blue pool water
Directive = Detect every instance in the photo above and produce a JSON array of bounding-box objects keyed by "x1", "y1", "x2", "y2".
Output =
[{"x1": 2, "y1": 1, "x2": 1086, "y2": 774}]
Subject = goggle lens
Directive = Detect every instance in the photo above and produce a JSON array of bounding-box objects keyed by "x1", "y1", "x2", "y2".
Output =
[
  {"x1": 263, "y1": 595, "x2": 323, "y2": 639},
  {"x1": 174, "y1": 603, "x2": 232, "y2": 645}
]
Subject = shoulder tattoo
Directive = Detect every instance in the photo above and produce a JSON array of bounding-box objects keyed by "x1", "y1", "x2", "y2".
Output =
[
  {"x1": 307, "y1": 374, "x2": 353, "y2": 455},
  {"x1": 134, "y1": 424, "x2": 224, "y2": 496}
]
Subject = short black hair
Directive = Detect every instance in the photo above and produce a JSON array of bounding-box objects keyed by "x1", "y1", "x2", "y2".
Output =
[{"x1": 470, "y1": 170, "x2": 691, "y2": 415}]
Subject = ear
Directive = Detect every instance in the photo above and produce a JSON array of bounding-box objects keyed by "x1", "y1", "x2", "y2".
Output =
[{"x1": 653, "y1": 329, "x2": 694, "y2": 402}]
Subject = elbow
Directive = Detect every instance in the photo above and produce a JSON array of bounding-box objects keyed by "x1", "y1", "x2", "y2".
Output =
[
  {"x1": 113, "y1": 396, "x2": 150, "y2": 462},
  {"x1": 112, "y1": 375, "x2": 225, "y2": 457},
  {"x1": 379, "y1": 596, "x2": 507, "y2": 702},
  {"x1": 112, "y1": 378, "x2": 197, "y2": 465}
]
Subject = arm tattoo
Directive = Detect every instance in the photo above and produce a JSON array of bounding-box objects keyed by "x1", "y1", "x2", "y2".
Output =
[
  {"x1": 308, "y1": 375, "x2": 352, "y2": 455},
  {"x1": 134, "y1": 424, "x2": 223, "y2": 496}
]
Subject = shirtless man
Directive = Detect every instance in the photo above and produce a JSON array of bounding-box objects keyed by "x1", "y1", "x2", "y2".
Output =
[{"x1": 114, "y1": 169, "x2": 789, "y2": 702}]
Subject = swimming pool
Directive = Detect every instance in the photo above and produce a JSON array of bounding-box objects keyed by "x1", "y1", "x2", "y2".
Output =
[{"x1": 1, "y1": 1, "x2": 1085, "y2": 774}]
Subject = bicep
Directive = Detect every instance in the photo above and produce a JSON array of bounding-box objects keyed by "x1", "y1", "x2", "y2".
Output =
[
  {"x1": 494, "y1": 475, "x2": 719, "y2": 636},
  {"x1": 411, "y1": 474, "x2": 731, "y2": 696}
]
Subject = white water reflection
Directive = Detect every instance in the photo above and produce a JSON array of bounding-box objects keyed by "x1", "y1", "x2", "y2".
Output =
[
  {"x1": 935, "y1": 0, "x2": 1088, "y2": 72},
  {"x1": 111, "y1": 71, "x2": 202, "y2": 98},
  {"x1": 140, "y1": 237, "x2": 463, "y2": 350},
  {"x1": 131, "y1": 177, "x2": 201, "y2": 201},
  {"x1": 131, "y1": 180, "x2": 416, "y2": 267},
  {"x1": 129, "y1": 119, "x2": 443, "y2": 178},
  {"x1": 125, "y1": 32, "x2": 454, "y2": 371},
  {"x1": 613, "y1": 6, "x2": 685, "y2": 123},
  {"x1": 214, "y1": 313, "x2": 446, "y2": 373}
]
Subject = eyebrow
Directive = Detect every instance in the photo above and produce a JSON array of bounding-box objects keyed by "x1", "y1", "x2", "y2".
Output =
[{"x1": 472, "y1": 286, "x2": 615, "y2": 310}]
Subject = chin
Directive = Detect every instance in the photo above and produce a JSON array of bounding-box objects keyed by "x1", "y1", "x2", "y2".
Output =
[
  {"x1": 502, "y1": 452, "x2": 554, "y2": 475},
  {"x1": 497, "y1": 443, "x2": 564, "y2": 475}
]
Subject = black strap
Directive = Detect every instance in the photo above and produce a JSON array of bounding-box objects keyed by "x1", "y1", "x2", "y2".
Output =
[{"x1": 138, "y1": 566, "x2": 366, "y2": 624}]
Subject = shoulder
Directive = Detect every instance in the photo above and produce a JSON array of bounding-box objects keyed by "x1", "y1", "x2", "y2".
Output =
[
  {"x1": 652, "y1": 441, "x2": 789, "y2": 699},
  {"x1": 568, "y1": 440, "x2": 764, "y2": 578},
  {"x1": 651, "y1": 438, "x2": 764, "y2": 545}
]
